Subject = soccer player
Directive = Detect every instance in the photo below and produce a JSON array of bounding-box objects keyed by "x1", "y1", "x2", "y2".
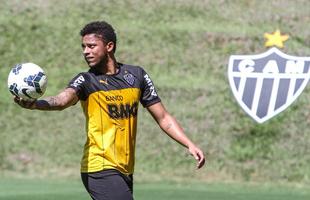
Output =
[{"x1": 14, "y1": 21, "x2": 205, "y2": 200}]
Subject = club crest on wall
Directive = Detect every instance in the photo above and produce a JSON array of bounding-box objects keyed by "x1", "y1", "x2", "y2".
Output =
[{"x1": 228, "y1": 30, "x2": 310, "y2": 123}]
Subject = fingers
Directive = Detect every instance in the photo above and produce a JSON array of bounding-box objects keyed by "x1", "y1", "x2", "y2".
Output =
[
  {"x1": 188, "y1": 146, "x2": 206, "y2": 169},
  {"x1": 13, "y1": 96, "x2": 20, "y2": 103},
  {"x1": 195, "y1": 151, "x2": 206, "y2": 169},
  {"x1": 13, "y1": 96, "x2": 36, "y2": 109}
]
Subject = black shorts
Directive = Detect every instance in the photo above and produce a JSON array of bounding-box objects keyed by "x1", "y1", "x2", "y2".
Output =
[{"x1": 81, "y1": 169, "x2": 134, "y2": 200}]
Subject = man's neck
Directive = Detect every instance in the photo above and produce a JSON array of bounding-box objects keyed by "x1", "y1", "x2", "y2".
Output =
[
  {"x1": 93, "y1": 57, "x2": 119, "y2": 75},
  {"x1": 104, "y1": 60, "x2": 119, "y2": 75}
]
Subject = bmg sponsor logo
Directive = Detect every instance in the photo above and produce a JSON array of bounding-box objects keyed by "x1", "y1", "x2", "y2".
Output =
[{"x1": 107, "y1": 102, "x2": 138, "y2": 119}]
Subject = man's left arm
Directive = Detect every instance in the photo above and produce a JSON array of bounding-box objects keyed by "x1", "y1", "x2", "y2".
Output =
[{"x1": 147, "y1": 102, "x2": 206, "y2": 169}]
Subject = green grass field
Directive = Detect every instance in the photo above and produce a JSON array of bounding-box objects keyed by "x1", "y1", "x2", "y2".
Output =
[
  {"x1": 0, "y1": 179, "x2": 310, "y2": 200},
  {"x1": 1, "y1": 0, "x2": 310, "y2": 195}
]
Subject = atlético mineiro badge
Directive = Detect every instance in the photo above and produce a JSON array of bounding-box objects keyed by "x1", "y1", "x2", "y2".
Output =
[
  {"x1": 123, "y1": 73, "x2": 135, "y2": 86},
  {"x1": 228, "y1": 30, "x2": 310, "y2": 123}
]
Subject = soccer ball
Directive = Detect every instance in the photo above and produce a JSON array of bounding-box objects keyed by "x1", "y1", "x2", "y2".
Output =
[{"x1": 7, "y1": 63, "x2": 48, "y2": 100}]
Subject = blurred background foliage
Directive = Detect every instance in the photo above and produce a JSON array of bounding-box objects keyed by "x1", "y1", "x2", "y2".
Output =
[{"x1": 0, "y1": 0, "x2": 309, "y2": 184}]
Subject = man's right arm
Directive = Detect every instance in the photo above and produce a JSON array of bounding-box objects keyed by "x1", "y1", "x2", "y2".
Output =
[{"x1": 14, "y1": 87, "x2": 79, "y2": 111}]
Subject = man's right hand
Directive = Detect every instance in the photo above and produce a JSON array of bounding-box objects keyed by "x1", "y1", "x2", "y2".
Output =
[{"x1": 14, "y1": 96, "x2": 36, "y2": 109}]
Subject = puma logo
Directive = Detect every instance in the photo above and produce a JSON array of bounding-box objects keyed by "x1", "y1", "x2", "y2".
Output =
[{"x1": 99, "y1": 79, "x2": 108, "y2": 85}]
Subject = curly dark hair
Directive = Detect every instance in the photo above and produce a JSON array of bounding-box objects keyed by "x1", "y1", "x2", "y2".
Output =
[{"x1": 80, "y1": 21, "x2": 117, "y2": 53}]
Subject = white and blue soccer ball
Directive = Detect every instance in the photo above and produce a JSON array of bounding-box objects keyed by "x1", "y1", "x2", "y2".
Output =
[{"x1": 8, "y1": 63, "x2": 48, "y2": 100}]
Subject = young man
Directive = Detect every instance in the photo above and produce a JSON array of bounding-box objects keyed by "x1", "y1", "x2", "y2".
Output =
[{"x1": 14, "y1": 21, "x2": 205, "y2": 200}]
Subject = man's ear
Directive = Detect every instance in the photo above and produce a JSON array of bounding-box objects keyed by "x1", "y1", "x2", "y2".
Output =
[{"x1": 106, "y1": 41, "x2": 115, "y2": 53}]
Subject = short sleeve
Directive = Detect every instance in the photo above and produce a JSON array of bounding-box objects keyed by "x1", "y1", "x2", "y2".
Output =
[
  {"x1": 140, "y1": 69, "x2": 161, "y2": 107},
  {"x1": 67, "y1": 73, "x2": 87, "y2": 100}
]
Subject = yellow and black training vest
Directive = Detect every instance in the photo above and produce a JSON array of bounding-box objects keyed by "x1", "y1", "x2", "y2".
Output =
[{"x1": 68, "y1": 63, "x2": 161, "y2": 175}]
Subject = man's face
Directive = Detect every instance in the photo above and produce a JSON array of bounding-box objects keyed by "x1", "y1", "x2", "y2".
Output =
[{"x1": 81, "y1": 34, "x2": 108, "y2": 68}]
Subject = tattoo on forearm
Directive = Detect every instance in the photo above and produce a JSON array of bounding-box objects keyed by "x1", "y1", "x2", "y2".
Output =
[
  {"x1": 35, "y1": 97, "x2": 60, "y2": 110},
  {"x1": 166, "y1": 123, "x2": 172, "y2": 130},
  {"x1": 46, "y1": 97, "x2": 58, "y2": 107},
  {"x1": 33, "y1": 89, "x2": 76, "y2": 111}
]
